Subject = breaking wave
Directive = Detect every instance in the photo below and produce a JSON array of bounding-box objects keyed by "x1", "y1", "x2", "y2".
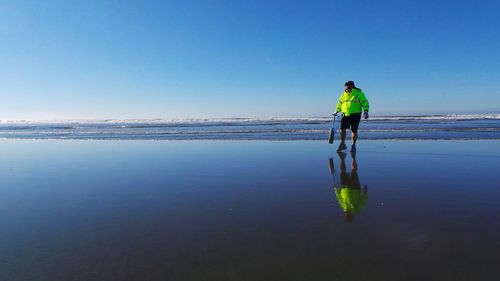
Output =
[{"x1": 0, "y1": 114, "x2": 499, "y2": 140}]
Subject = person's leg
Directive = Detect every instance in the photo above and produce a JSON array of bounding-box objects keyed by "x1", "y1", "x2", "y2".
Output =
[
  {"x1": 337, "y1": 116, "x2": 349, "y2": 151},
  {"x1": 339, "y1": 116, "x2": 349, "y2": 145},
  {"x1": 350, "y1": 151, "x2": 357, "y2": 173},
  {"x1": 341, "y1": 129, "x2": 347, "y2": 144},
  {"x1": 337, "y1": 129, "x2": 348, "y2": 151},
  {"x1": 350, "y1": 113, "x2": 362, "y2": 151},
  {"x1": 338, "y1": 152, "x2": 347, "y2": 174}
]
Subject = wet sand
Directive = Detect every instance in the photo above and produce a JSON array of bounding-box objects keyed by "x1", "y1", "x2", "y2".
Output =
[{"x1": 0, "y1": 140, "x2": 499, "y2": 281}]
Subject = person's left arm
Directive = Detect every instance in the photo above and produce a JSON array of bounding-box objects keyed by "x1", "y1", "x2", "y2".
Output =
[{"x1": 359, "y1": 91, "x2": 370, "y2": 119}]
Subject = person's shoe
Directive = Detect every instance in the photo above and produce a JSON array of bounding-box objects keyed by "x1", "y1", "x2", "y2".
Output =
[
  {"x1": 350, "y1": 144, "x2": 356, "y2": 152},
  {"x1": 336, "y1": 143, "x2": 347, "y2": 152}
]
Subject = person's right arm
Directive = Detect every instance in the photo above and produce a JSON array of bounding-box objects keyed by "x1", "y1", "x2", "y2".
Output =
[{"x1": 335, "y1": 93, "x2": 344, "y2": 115}]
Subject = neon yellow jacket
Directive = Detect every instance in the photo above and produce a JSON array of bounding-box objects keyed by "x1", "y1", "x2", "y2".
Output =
[
  {"x1": 335, "y1": 88, "x2": 370, "y2": 116},
  {"x1": 334, "y1": 187, "x2": 368, "y2": 215}
]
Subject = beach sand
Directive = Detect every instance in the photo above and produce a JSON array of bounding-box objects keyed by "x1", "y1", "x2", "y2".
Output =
[{"x1": 0, "y1": 140, "x2": 499, "y2": 280}]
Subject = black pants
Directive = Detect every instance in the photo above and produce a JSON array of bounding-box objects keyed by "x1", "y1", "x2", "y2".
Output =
[
  {"x1": 340, "y1": 113, "x2": 362, "y2": 133},
  {"x1": 340, "y1": 172, "x2": 361, "y2": 189}
]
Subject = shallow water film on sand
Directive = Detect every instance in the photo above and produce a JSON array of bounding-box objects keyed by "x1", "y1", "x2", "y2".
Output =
[{"x1": 0, "y1": 140, "x2": 499, "y2": 280}]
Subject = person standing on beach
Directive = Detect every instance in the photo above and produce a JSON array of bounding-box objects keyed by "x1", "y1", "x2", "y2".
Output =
[{"x1": 334, "y1": 81, "x2": 370, "y2": 152}]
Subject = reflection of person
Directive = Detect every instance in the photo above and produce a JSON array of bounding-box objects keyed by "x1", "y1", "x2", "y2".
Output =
[
  {"x1": 334, "y1": 81, "x2": 370, "y2": 153},
  {"x1": 330, "y1": 152, "x2": 368, "y2": 222}
]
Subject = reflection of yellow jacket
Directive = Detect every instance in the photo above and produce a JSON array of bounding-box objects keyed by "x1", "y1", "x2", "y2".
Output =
[{"x1": 334, "y1": 187, "x2": 368, "y2": 215}]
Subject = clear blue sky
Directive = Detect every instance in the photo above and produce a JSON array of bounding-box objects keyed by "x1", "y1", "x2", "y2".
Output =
[{"x1": 1, "y1": 0, "x2": 499, "y2": 119}]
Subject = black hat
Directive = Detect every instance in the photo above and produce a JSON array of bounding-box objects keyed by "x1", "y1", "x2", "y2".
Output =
[{"x1": 344, "y1": 81, "x2": 355, "y2": 87}]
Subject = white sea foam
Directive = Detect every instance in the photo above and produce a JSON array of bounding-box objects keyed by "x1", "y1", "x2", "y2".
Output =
[
  {"x1": 0, "y1": 114, "x2": 499, "y2": 140},
  {"x1": 368, "y1": 114, "x2": 500, "y2": 121},
  {"x1": 0, "y1": 114, "x2": 499, "y2": 125}
]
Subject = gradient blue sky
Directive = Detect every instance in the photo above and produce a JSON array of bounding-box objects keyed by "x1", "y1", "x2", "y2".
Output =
[{"x1": 1, "y1": 0, "x2": 499, "y2": 119}]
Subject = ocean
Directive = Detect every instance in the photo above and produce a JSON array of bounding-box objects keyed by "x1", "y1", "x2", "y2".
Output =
[{"x1": 1, "y1": 114, "x2": 499, "y2": 140}]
